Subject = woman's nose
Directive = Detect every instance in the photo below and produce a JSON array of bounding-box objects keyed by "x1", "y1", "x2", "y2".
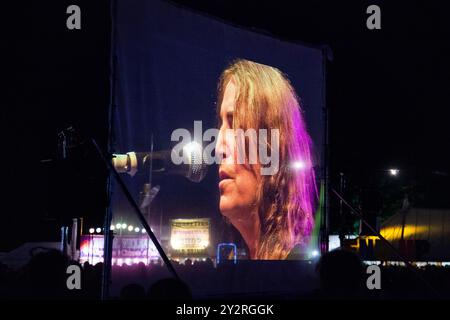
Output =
[{"x1": 215, "y1": 127, "x2": 230, "y2": 162}]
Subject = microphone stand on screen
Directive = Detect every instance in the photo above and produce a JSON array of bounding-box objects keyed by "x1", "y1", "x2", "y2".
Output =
[{"x1": 91, "y1": 138, "x2": 181, "y2": 297}]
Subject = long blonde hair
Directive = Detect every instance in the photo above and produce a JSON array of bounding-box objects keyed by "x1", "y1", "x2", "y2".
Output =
[{"x1": 217, "y1": 59, "x2": 317, "y2": 259}]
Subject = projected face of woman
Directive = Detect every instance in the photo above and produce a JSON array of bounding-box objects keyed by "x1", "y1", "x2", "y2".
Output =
[{"x1": 216, "y1": 79, "x2": 260, "y2": 230}]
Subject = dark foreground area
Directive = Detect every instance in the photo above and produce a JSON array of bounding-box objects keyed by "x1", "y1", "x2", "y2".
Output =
[{"x1": 1, "y1": 249, "x2": 449, "y2": 300}]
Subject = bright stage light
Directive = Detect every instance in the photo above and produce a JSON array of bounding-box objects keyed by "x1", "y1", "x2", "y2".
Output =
[
  {"x1": 200, "y1": 239, "x2": 209, "y2": 248},
  {"x1": 311, "y1": 250, "x2": 319, "y2": 258},
  {"x1": 110, "y1": 225, "x2": 115, "y2": 231},
  {"x1": 171, "y1": 237, "x2": 182, "y2": 250},
  {"x1": 89, "y1": 228, "x2": 95, "y2": 234},
  {"x1": 291, "y1": 160, "x2": 306, "y2": 170},
  {"x1": 389, "y1": 169, "x2": 399, "y2": 176},
  {"x1": 183, "y1": 141, "x2": 202, "y2": 156},
  {"x1": 96, "y1": 227, "x2": 101, "y2": 233},
  {"x1": 127, "y1": 225, "x2": 133, "y2": 232},
  {"x1": 134, "y1": 227, "x2": 140, "y2": 233},
  {"x1": 121, "y1": 223, "x2": 127, "y2": 229},
  {"x1": 116, "y1": 223, "x2": 121, "y2": 230},
  {"x1": 141, "y1": 228, "x2": 146, "y2": 234}
]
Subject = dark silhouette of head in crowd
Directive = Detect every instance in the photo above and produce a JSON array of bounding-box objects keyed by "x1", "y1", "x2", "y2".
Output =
[
  {"x1": 204, "y1": 258, "x2": 214, "y2": 268},
  {"x1": 316, "y1": 249, "x2": 365, "y2": 299},
  {"x1": 20, "y1": 249, "x2": 70, "y2": 299},
  {"x1": 120, "y1": 283, "x2": 146, "y2": 300},
  {"x1": 147, "y1": 278, "x2": 192, "y2": 300}
]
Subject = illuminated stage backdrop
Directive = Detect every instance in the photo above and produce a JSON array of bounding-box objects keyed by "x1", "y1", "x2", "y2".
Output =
[
  {"x1": 170, "y1": 218, "x2": 210, "y2": 256},
  {"x1": 111, "y1": 0, "x2": 327, "y2": 258},
  {"x1": 80, "y1": 235, "x2": 159, "y2": 266}
]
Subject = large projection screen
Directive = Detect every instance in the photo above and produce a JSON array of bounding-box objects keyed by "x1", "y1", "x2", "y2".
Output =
[{"x1": 111, "y1": 0, "x2": 326, "y2": 264}]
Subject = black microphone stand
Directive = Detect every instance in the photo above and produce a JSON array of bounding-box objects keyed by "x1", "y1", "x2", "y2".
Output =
[{"x1": 91, "y1": 139, "x2": 180, "y2": 300}]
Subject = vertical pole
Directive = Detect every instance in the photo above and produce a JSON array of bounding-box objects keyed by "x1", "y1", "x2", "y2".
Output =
[
  {"x1": 60, "y1": 226, "x2": 68, "y2": 254},
  {"x1": 71, "y1": 218, "x2": 79, "y2": 260},
  {"x1": 320, "y1": 46, "x2": 330, "y2": 254},
  {"x1": 339, "y1": 172, "x2": 345, "y2": 247},
  {"x1": 101, "y1": 0, "x2": 117, "y2": 300},
  {"x1": 101, "y1": 177, "x2": 113, "y2": 299}
]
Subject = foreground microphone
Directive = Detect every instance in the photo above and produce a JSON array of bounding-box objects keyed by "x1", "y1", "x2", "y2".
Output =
[{"x1": 112, "y1": 142, "x2": 208, "y2": 183}]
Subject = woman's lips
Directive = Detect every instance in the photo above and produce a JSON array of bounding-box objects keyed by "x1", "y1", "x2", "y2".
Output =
[
  {"x1": 219, "y1": 178, "x2": 233, "y2": 190},
  {"x1": 218, "y1": 169, "x2": 233, "y2": 190}
]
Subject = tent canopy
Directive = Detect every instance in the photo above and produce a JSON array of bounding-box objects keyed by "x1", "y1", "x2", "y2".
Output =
[{"x1": 380, "y1": 207, "x2": 450, "y2": 260}]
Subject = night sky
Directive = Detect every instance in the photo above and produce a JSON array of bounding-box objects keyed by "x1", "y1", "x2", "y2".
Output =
[{"x1": 3, "y1": 0, "x2": 450, "y2": 251}]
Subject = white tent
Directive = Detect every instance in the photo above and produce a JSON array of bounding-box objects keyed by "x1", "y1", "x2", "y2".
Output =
[{"x1": 380, "y1": 207, "x2": 450, "y2": 261}]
